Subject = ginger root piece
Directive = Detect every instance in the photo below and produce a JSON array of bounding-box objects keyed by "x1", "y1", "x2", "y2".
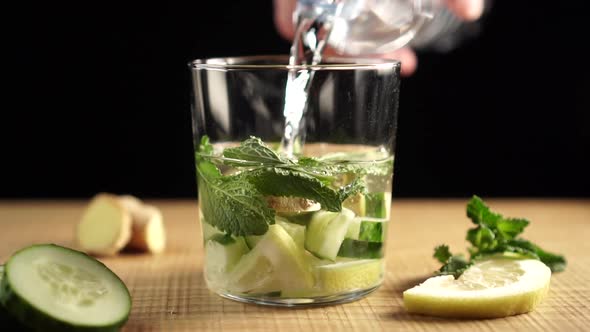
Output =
[
  {"x1": 118, "y1": 195, "x2": 166, "y2": 254},
  {"x1": 265, "y1": 196, "x2": 321, "y2": 213},
  {"x1": 77, "y1": 193, "x2": 132, "y2": 256}
]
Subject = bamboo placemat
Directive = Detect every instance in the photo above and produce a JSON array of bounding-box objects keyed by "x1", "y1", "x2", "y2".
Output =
[{"x1": 0, "y1": 199, "x2": 588, "y2": 331}]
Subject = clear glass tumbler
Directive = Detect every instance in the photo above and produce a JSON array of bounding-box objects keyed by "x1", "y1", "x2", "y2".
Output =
[{"x1": 189, "y1": 56, "x2": 400, "y2": 306}]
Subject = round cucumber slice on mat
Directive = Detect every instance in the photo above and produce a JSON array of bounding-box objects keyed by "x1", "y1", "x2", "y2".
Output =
[{"x1": 0, "y1": 244, "x2": 131, "y2": 332}]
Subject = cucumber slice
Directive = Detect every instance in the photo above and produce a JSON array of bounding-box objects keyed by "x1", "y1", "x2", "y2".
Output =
[
  {"x1": 315, "y1": 259, "x2": 384, "y2": 294},
  {"x1": 275, "y1": 217, "x2": 306, "y2": 248},
  {"x1": 204, "y1": 235, "x2": 249, "y2": 289},
  {"x1": 337, "y1": 239, "x2": 383, "y2": 259},
  {"x1": 345, "y1": 218, "x2": 362, "y2": 240},
  {"x1": 365, "y1": 192, "x2": 391, "y2": 218},
  {"x1": 305, "y1": 208, "x2": 355, "y2": 260},
  {"x1": 0, "y1": 244, "x2": 131, "y2": 332},
  {"x1": 228, "y1": 225, "x2": 314, "y2": 294},
  {"x1": 358, "y1": 218, "x2": 387, "y2": 242},
  {"x1": 346, "y1": 217, "x2": 387, "y2": 242},
  {"x1": 0, "y1": 265, "x2": 18, "y2": 327}
]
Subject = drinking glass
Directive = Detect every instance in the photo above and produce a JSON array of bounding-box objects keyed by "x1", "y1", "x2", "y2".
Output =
[{"x1": 189, "y1": 56, "x2": 400, "y2": 306}]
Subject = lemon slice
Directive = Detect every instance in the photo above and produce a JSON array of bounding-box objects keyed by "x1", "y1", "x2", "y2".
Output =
[
  {"x1": 403, "y1": 258, "x2": 551, "y2": 318},
  {"x1": 316, "y1": 259, "x2": 384, "y2": 294}
]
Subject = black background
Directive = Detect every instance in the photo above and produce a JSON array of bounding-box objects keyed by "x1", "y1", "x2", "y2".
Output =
[{"x1": 3, "y1": 1, "x2": 589, "y2": 198}]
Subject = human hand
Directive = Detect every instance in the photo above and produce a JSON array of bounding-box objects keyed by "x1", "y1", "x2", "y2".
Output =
[{"x1": 273, "y1": 0, "x2": 485, "y2": 76}]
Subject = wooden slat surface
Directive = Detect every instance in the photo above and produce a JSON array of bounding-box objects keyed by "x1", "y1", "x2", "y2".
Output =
[{"x1": 0, "y1": 199, "x2": 588, "y2": 331}]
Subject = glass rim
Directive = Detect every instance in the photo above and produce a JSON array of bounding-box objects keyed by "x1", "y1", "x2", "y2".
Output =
[{"x1": 190, "y1": 55, "x2": 400, "y2": 71}]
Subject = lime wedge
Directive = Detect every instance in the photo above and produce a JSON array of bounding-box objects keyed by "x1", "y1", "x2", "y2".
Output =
[
  {"x1": 403, "y1": 258, "x2": 551, "y2": 318},
  {"x1": 316, "y1": 259, "x2": 384, "y2": 294}
]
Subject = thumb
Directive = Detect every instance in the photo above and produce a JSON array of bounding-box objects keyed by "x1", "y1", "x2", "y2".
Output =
[{"x1": 273, "y1": 0, "x2": 297, "y2": 40}]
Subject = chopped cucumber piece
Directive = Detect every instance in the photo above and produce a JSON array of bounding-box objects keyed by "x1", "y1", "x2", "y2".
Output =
[
  {"x1": 226, "y1": 247, "x2": 280, "y2": 294},
  {"x1": 0, "y1": 244, "x2": 131, "y2": 332},
  {"x1": 346, "y1": 217, "x2": 387, "y2": 242},
  {"x1": 244, "y1": 235, "x2": 262, "y2": 249},
  {"x1": 338, "y1": 239, "x2": 383, "y2": 259},
  {"x1": 345, "y1": 218, "x2": 362, "y2": 240},
  {"x1": 358, "y1": 218, "x2": 387, "y2": 242},
  {"x1": 305, "y1": 208, "x2": 355, "y2": 260},
  {"x1": 228, "y1": 225, "x2": 314, "y2": 294},
  {"x1": 275, "y1": 217, "x2": 306, "y2": 248},
  {"x1": 315, "y1": 259, "x2": 384, "y2": 294},
  {"x1": 208, "y1": 233, "x2": 235, "y2": 245},
  {"x1": 365, "y1": 192, "x2": 391, "y2": 218},
  {"x1": 245, "y1": 217, "x2": 306, "y2": 249},
  {"x1": 204, "y1": 235, "x2": 249, "y2": 289},
  {"x1": 343, "y1": 192, "x2": 366, "y2": 217}
]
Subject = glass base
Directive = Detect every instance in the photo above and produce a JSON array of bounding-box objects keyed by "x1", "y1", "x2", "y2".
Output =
[{"x1": 215, "y1": 285, "x2": 380, "y2": 307}]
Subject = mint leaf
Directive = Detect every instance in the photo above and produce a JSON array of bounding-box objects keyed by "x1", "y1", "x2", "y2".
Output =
[
  {"x1": 466, "y1": 195, "x2": 502, "y2": 227},
  {"x1": 433, "y1": 245, "x2": 452, "y2": 263},
  {"x1": 223, "y1": 136, "x2": 288, "y2": 165},
  {"x1": 199, "y1": 136, "x2": 214, "y2": 156},
  {"x1": 197, "y1": 161, "x2": 274, "y2": 236},
  {"x1": 495, "y1": 218, "x2": 529, "y2": 240},
  {"x1": 438, "y1": 255, "x2": 472, "y2": 278},
  {"x1": 467, "y1": 196, "x2": 530, "y2": 241},
  {"x1": 434, "y1": 245, "x2": 472, "y2": 278},
  {"x1": 197, "y1": 160, "x2": 222, "y2": 179},
  {"x1": 506, "y1": 239, "x2": 567, "y2": 272},
  {"x1": 296, "y1": 156, "x2": 324, "y2": 167},
  {"x1": 337, "y1": 176, "x2": 365, "y2": 203},
  {"x1": 434, "y1": 195, "x2": 566, "y2": 278},
  {"x1": 246, "y1": 167, "x2": 356, "y2": 212},
  {"x1": 466, "y1": 226, "x2": 496, "y2": 250},
  {"x1": 534, "y1": 247, "x2": 567, "y2": 272}
]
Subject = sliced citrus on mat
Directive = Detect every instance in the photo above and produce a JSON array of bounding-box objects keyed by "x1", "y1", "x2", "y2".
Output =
[{"x1": 403, "y1": 258, "x2": 551, "y2": 318}]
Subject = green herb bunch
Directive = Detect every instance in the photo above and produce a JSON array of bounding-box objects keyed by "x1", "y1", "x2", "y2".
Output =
[
  {"x1": 434, "y1": 196, "x2": 567, "y2": 278},
  {"x1": 195, "y1": 136, "x2": 385, "y2": 237}
]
